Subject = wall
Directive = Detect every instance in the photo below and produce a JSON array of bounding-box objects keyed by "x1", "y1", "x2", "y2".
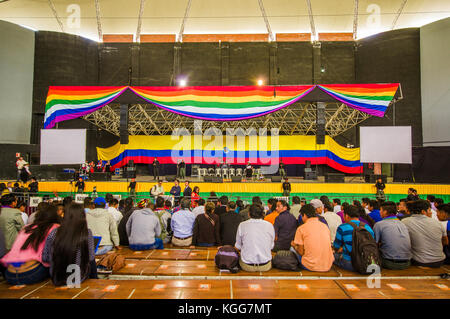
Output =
[
  {"x1": 420, "y1": 18, "x2": 450, "y2": 147},
  {"x1": 0, "y1": 21, "x2": 35, "y2": 144}
]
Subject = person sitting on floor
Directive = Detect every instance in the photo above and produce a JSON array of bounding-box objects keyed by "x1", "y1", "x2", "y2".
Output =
[
  {"x1": 192, "y1": 198, "x2": 206, "y2": 218},
  {"x1": 0, "y1": 204, "x2": 60, "y2": 285},
  {"x1": 17, "y1": 201, "x2": 28, "y2": 225},
  {"x1": 322, "y1": 201, "x2": 342, "y2": 243},
  {"x1": 153, "y1": 196, "x2": 172, "y2": 244},
  {"x1": 239, "y1": 197, "x2": 262, "y2": 222},
  {"x1": 396, "y1": 199, "x2": 411, "y2": 220},
  {"x1": 192, "y1": 202, "x2": 221, "y2": 247},
  {"x1": 402, "y1": 200, "x2": 447, "y2": 268},
  {"x1": 0, "y1": 194, "x2": 24, "y2": 251},
  {"x1": 290, "y1": 204, "x2": 334, "y2": 272},
  {"x1": 117, "y1": 197, "x2": 137, "y2": 246},
  {"x1": 436, "y1": 203, "x2": 450, "y2": 264},
  {"x1": 42, "y1": 203, "x2": 98, "y2": 286},
  {"x1": 235, "y1": 204, "x2": 274, "y2": 272},
  {"x1": 290, "y1": 196, "x2": 302, "y2": 220},
  {"x1": 273, "y1": 200, "x2": 297, "y2": 251},
  {"x1": 264, "y1": 198, "x2": 280, "y2": 225},
  {"x1": 171, "y1": 198, "x2": 196, "y2": 247},
  {"x1": 332, "y1": 198, "x2": 342, "y2": 213},
  {"x1": 219, "y1": 201, "x2": 242, "y2": 246},
  {"x1": 298, "y1": 199, "x2": 328, "y2": 227},
  {"x1": 214, "y1": 196, "x2": 228, "y2": 217},
  {"x1": 368, "y1": 200, "x2": 382, "y2": 223},
  {"x1": 107, "y1": 198, "x2": 123, "y2": 225},
  {"x1": 333, "y1": 205, "x2": 375, "y2": 272},
  {"x1": 86, "y1": 197, "x2": 121, "y2": 255},
  {"x1": 373, "y1": 201, "x2": 412, "y2": 270},
  {"x1": 126, "y1": 199, "x2": 163, "y2": 250}
]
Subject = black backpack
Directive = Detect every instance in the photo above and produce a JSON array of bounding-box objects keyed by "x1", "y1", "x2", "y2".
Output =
[
  {"x1": 215, "y1": 245, "x2": 240, "y2": 273},
  {"x1": 346, "y1": 221, "x2": 381, "y2": 275},
  {"x1": 272, "y1": 250, "x2": 299, "y2": 271}
]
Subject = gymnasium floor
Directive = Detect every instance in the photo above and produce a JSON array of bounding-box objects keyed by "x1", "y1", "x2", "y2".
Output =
[{"x1": 1, "y1": 245, "x2": 449, "y2": 299}]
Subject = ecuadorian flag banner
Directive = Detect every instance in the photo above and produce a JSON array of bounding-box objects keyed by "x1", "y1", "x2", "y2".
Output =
[
  {"x1": 97, "y1": 135, "x2": 362, "y2": 174},
  {"x1": 43, "y1": 84, "x2": 399, "y2": 128}
]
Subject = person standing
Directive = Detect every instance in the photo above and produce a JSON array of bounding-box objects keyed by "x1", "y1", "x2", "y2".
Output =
[
  {"x1": 279, "y1": 160, "x2": 286, "y2": 179},
  {"x1": 375, "y1": 178, "x2": 386, "y2": 201},
  {"x1": 15, "y1": 157, "x2": 27, "y2": 182},
  {"x1": 179, "y1": 159, "x2": 186, "y2": 180},
  {"x1": 20, "y1": 164, "x2": 31, "y2": 184},
  {"x1": 170, "y1": 180, "x2": 181, "y2": 205},
  {"x1": 152, "y1": 158, "x2": 160, "y2": 181},
  {"x1": 128, "y1": 178, "x2": 137, "y2": 202},
  {"x1": 28, "y1": 177, "x2": 39, "y2": 196},
  {"x1": 183, "y1": 181, "x2": 192, "y2": 200},
  {"x1": 282, "y1": 178, "x2": 291, "y2": 197},
  {"x1": 75, "y1": 177, "x2": 85, "y2": 194}
]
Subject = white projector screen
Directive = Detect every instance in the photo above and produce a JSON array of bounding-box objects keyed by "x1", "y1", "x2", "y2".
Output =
[
  {"x1": 360, "y1": 126, "x2": 412, "y2": 164},
  {"x1": 40, "y1": 129, "x2": 86, "y2": 165}
]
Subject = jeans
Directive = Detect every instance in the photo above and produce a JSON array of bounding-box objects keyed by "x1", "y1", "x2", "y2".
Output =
[
  {"x1": 289, "y1": 247, "x2": 311, "y2": 271},
  {"x1": 96, "y1": 245, "x2": 113, "y2": 255},
  {"x1": 333, "y1": 252, "x2": 354, "y2": 271},
  {"x1": 382, "y1": 257, "x2": 410, "y2": 270},
  {"x1": 5, "y1": 263, "x2": 49, "y2": 285},
  {"x1": 130, "y1": 238, "x2": 164, "y2": 250}
]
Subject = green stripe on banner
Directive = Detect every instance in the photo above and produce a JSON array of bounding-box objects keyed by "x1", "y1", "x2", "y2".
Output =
[
  {"x1": 45, "y1": 91, "x2": 119, "y2": 110},
  {"x1": 141, "y1": 97, "x2": 296, "y2": 109}
]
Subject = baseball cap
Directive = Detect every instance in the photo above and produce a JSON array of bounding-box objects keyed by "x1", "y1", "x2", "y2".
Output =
[
  {"x1": 310, "y1": 199, "x2": 324, "y2": 209},
  {"x1": 93, "y1": 197, "x2": 106, "y2": 205}
]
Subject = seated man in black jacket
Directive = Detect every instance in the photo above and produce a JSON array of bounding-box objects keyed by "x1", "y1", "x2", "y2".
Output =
[{"x1": 219, "y1": 201, "x2": 242, "y2": 246}]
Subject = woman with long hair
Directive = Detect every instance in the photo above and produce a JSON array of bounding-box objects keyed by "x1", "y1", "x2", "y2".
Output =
[
  {"x1": 0, "y1": 205, "x2": 60, "y2": 285},
  {"x1": 118, "y1": 197, "x2": 137, "y2": 246},
  {"x1": 192, "y1": 202, "x2": 221, "y2": 247},
  {"x1": 191, "y1": 186, "x2": 200, "y2": 208},
  {"x1": 42, "y1": 203, "x2": 97, "y2": 286}
]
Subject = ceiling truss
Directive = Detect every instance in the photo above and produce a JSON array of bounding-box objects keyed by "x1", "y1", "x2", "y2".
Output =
[{"x1": 83, "y1": 102, "x2": 372, "y2": 138}]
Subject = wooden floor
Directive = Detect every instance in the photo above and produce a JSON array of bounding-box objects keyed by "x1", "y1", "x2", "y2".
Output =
[{"x1": 1, "y1": 245, "x2": 449, "y2": 299}]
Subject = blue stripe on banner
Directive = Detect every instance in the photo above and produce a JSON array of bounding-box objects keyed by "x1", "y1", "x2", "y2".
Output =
[
  {"x1": 319, "y1": 90, "x2": 388, "y2": 112},
  {"x1": 108, "y1": 149, "x2": 361, "y2": 168}
]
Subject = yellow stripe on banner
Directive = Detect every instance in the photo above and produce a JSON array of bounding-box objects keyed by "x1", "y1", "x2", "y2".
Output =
[
  {"x1": 23, "y1": 181, "x2": 450, "y2": 196},
  {"x1": 136, "y1": 93, "x2": 297, "y2": 103}
]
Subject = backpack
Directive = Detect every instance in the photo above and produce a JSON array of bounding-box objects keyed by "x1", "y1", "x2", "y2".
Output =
[
  {"x1": 346, "y1": 221, "x2": 381, "y2": 275},
  {"x1": 154, "y1": 210, "x2": 169, "y2": 240},
  {"x1": 272, "y1": 250, "x2": 299, "y2": 271},
  {"x1": 214, "y1": 245, "x2": 240, "y2": 273}
]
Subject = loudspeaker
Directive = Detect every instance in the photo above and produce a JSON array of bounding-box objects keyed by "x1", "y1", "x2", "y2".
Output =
[
  {"x1": 204, "y1": 176, "x2": 213, "y2": 182},
  {"x1": 231, "y1": 176, "x2": 242, "y2": 183},
  {"x1": 56, "y1": 172, "x2": 75, "y2": 181},
  {"x1": 120, "y1": 104, "x2": 129, "y2": 144},
  {"x1": 304, "y1": 171, "x2": 317, "y2": 180},
  {"x1": 212, "y1": 176, "x2": 223, "y2": 183},
  {"x1": 90, "y1": 172, "x2": 111, "y2": 181},
  {"x1": 325, "y1": 173, "x2": 345, "y2": 183},
  {"x1": 316, "y1": 102, "x2": 325, "y2": 144},
  {"x1": 166, "y1": 175, "x2": 176, "y2": 182},
  {"x1": 271, "y1": 176, "x2": 282, "y2": 183}
]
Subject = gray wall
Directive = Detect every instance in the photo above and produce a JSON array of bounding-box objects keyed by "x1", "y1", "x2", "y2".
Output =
[
  {"x1": 0, "y1": 20, "x2": 35, "y2": 144},
  {"x1": 420, "y1": 18, "x2": 450, "y2": 147}
]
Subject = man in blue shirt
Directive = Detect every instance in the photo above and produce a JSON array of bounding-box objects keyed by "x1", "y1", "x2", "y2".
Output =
[
  {"x1": 169, "y1": 179, "x2": 181, "y2": 205},
  {"x1": 333, "y1": 205, "x2": 375, "y2": 271},
  {"x1": 368, "y1": 200, "x2": 382, "y2": 223},
  {"x1": 171, "y1": 198, "x2": 195, "y2": 247}
]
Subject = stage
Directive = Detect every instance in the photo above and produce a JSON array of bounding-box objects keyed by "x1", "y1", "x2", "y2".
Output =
[{"x1": 7, "y1": 177, "x2": 450, "y2": 203}]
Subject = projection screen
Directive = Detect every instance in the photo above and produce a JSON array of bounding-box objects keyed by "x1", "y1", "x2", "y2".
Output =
[
  {"x1": 40, "y1": 129, "x2": 86, "y2": 165},
  {"x1": 360, "y1": 126, "x2": 412, "y2": 164}
]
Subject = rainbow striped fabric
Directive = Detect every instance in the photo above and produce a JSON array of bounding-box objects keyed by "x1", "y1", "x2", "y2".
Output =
[
  {"x1": 43, "y1": 84, "x2": 399, "y2": 128},
  {"x1": 44, "y1": 86, "x2": 128, "y2": 129},
  {"x1": 318, "y1": 84, "x2": 399, "y2": 117},
  {"x1": 97, "y1": 135, "x2": 362, "y2": 174}
]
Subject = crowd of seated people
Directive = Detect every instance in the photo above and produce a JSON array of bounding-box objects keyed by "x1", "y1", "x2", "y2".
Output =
[{"x1": 0, "y1": 190, "x2": 448, "y2": 287}]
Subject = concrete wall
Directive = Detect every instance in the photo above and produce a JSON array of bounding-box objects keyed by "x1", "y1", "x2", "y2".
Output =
[
  {"x1": 0, "y1": 21, "x2": 35, "y2": 144},
  {"x1": 420, "y1": 18, "x2": 450, "y2": 147}
]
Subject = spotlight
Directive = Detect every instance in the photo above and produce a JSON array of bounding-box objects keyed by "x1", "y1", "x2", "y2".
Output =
[
  {"x1": 257, "y1": 79, "x2": 263, "y2": 86},
  {"x1": 178, "y1": 79, "x2": 187, "y2": 87}
]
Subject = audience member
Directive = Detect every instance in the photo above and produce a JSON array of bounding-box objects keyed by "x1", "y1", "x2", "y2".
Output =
[
  {"x1": 107, "y1": 198, "x2": 123, "y2": 224},
  {"x1": 192, "y1": 202, "x2": 221, "y2": 247},
  {"x1": 265, "y1": 198, "x2": 278, "y2": 216},
  {"x1": 397, "y1": 199, "x2": 410, "y2": 220},
  {"x1": 126, "y1": 200, "x2": 163, "y2": 250},
  {"x1": 322, "y1": 201, "x2": 342, "y2": 242},
  {"x1": 118, "y1": 197, "x2": 137, "y2": 246},
  {"x1": 291, "y1": 204, "x2": 334, "y2": 271},
  {"x1": 0, "y1": 194, "x2": 24, "y2": 250},
  {"x1": 239, "y1": 197, "x2": 262, "y2": 221},
  {"x1": 332, "y1": 198, "x2": 341, "y2": 213},
  {"x1": 153, "y1": 196, "x2": 172, "y2": 244},
  {"x1": 368, "y1": 200, "x2": 382, "y2": 223},
  {"x1": 214, "y1": 196, "x2": 228, "y2": 217},
  {"x1": 264, "y1": 199, "x2": 280, "y2": 225},
  {"x1": 273, "y1": 200, "x2": 297, "y2": 251},
  {"x1": 333, "y1": 205, "x2": 375, "y2": 272},
  {"x1": 235, "y1": 204, "x2": 274, "y2": 272},
  {"x1": 42, "y1": 203, "x2": 97, "y2": 286},
  {"x1": 436, "y1": 204, "x2": 449, "y2": 264},
  {"x1": 171, "y1": 198, "x2": 195, "y2": 247},
  {"x1": 192, "y1": 198, "x2": 206, "y2": 218},
  {"x1": 0, "y1": 204, "x2": 60, "y2": 285},
  {"x1": 85, "y1": 197, "x2": 120, "y2": 255},
  {"x1": 298, "y1": 199, "x2": 328, "y2": 227},
  {"x1": 17, "y1": 201, "x2": 28, "y2": 225},
  {"x1": 290, "y1": 196, "x2": 302, "y2": 220},
  {"x1": 402, "y1": 200, "x2": 447, "y2": 268},
  {"x1": 374, "y1": 201, "x2": 412, "y2": 270},
  {"x1": 235, "y1": 199, "x2": 244, "y2": 213},
  {"x1": 219, "y1": 201, "x2": 242, "y2": 246}
]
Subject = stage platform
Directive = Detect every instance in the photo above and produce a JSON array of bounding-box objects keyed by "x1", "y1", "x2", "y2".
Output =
[{"x1": 4, "y1": 178, "x2": 449, "y2": 202}]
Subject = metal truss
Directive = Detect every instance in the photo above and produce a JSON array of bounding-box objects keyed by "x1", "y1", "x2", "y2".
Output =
[{"x1": 83, "y1": 102, "x2": 372, "y2": 137}]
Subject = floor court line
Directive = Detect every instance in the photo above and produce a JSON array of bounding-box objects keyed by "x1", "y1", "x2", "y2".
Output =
[{"x1": 20, "y1": 281, "x2": 50, "y2": 299}]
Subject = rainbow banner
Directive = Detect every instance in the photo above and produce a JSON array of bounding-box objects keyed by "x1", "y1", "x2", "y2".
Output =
[
  {"x1": 318, "y1": 84, "x2": 399, "y2": 117},
  {"x1": 43, "y1": 84, "x2": 399, "y2": 128},
  {"x1": 43, "y1": 86, "x2": 128, "y2": 129},
  {"x1": 130, "y1": 85, "x2": 315, "y2": 121},
  {"x1": 97, "y1": 135, "x2": 362, "y2": 174}
]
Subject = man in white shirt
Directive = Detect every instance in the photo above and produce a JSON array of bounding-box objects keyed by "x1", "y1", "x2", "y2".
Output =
[
  {"x1": 332, "y1": 198, "x2": 342, "y2": 213},
  {"x1": 192, "y1": 198, "x2": 206, "y2": 218},
  {"x1": 362, "y1": 198, "x2": 371, "y2": 215},
  {"x1": 15, "y1": 157, "x2": 27, "y2": 181},
  {"x1": 235, "y1": 204, "x2": 275, "y2": 272},
  {"x1": 107, "y1": 198, "x2": 123, "y2": 224},
  {"x1": 150, "y1": 181, "x2": 164, "y2": 200},
  {"x1": 323, "y1": 202, "x2": 342, "y2": 242}
]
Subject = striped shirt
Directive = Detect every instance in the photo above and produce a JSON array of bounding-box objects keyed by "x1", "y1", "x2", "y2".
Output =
[{"x1": 333, "y1": 220, "x2": 375, "y2": 261}]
